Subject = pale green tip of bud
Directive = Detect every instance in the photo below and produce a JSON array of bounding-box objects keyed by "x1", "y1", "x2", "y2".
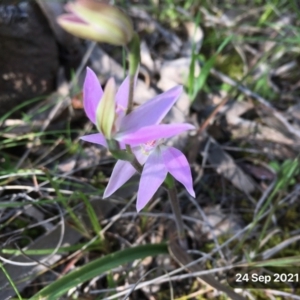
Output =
[
  {"x1": 57, "y1": 0, "x2": 134, "y2": 46},
  {"x1": 96, "y1": 78, "x2": 116, "y2": 139}
]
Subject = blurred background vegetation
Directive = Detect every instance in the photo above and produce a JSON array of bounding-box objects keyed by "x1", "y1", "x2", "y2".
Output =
[{"x1": 0, "y1": 0, "x2": 300, "y2": 299}]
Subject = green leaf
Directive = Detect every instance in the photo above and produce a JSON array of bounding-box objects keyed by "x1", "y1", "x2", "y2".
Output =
[{"x1": 30, "y1": 243, "x2": 168, "y2": 299}]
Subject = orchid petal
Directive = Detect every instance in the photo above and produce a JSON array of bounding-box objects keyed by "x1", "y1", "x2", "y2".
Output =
[
  {"x1": 80, "y1": 133, "x2": 107, "y2": 147},
  {"x1": 120, "y1": 86, "x2": 183, "y2": 133},
  {"x1": 137, "y1": 149, "x2": 168, "y2": 212},
  {"x1": 162, "y1": 146, "x2": 195, "y2": 197},
  {"x1": 116, "y1": 123, "x2": 195, "y2": 146},
  {"x1": 103, "y1": 160, "x2": 136, "y2": 198},
  {"x1": 83, "y1": 67, "x2": 103, "y2": 124},
  {"x1": 115, "y1": 75, "x2": 130, "y2": 115},
  {"x1": 115, "y1": 71, "x2": 139, "y2": 125}
]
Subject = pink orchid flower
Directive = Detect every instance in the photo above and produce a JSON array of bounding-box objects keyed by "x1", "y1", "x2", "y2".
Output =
[
  {"x1": 80, "y1": 67, "x2": 192, "y2": 147},
  {"x1": 104, "y1": 140, "x2": 195, "y2": 212},
  {"x1": 80, "y1": 67, "x2": 195, "y2": 211}
]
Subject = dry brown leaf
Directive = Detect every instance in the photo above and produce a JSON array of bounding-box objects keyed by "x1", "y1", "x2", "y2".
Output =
[{"x1": 200, "y1": 135, "x2": 256, "y2": 194}]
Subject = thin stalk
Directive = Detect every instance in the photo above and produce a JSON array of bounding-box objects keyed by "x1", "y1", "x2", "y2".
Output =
[
  {"x1": 165, "y1": 175, "x2": 187, "y2": 249},
  {"x1": 127, "y1": 74, "x2": 135, "y2": 114},
  {"x1": 126, "y1": 33, "x2": 140, "y2": 114}
]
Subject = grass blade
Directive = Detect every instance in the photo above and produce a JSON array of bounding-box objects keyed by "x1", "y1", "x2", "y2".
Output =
[{"x1": 30, "y1": 243, "x2": 168, "y2": 299}]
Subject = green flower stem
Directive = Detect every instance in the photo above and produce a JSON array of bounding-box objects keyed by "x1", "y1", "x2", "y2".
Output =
[
  {"x1": 164, "y1": 174, "x2": 187, "y2": 249},
  {"x1": 127, "y1": 74, "x2": 135, "y2": 114},
  {"x1": 126, "y1": 33, "x2": 140, "y2": 114}
]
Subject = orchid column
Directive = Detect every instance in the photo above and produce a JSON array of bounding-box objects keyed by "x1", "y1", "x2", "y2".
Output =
[{"x1": 57, "y1": 0, "x2": 195, "y2": 247}]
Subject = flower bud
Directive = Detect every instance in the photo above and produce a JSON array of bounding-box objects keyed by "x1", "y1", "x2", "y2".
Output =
[
  {"x1": 57, "y1": 0, "x2": 133, "y2": 46},
  {"x1": 96, "y1": 77, "x2": 116, "y2": 139}
]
